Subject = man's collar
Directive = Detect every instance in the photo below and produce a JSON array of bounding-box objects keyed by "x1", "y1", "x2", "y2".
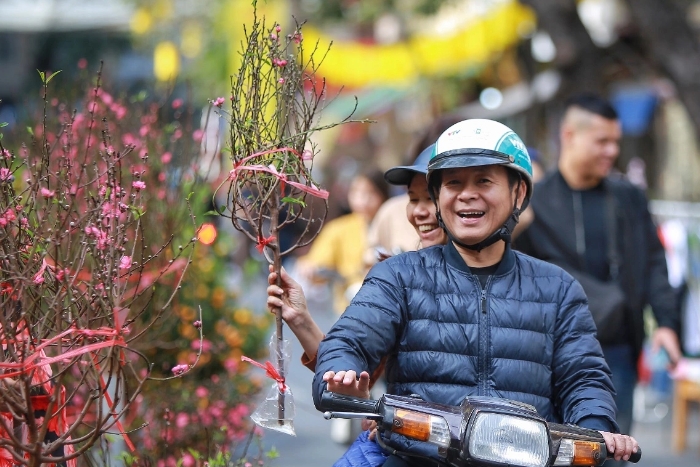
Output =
[{"x1": 444, "y1": 241, "x2": 515, "y2": 275}]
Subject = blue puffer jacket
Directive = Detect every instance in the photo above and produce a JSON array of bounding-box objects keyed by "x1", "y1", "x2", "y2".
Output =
[
  {"x1": 313, "y1": 242, "x2": 618, "y2": 435},
  {"x1": 333, "y1": 431, "x2": 388, "y2": 467}
]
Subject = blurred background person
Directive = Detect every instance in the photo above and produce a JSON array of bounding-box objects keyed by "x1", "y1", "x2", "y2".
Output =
[
  {"x1": 527, "y1": 146, "x2": 545, "y2": 184},
  {"x1": 514, "y1": 93, "x2": 682, "y2": 447},
  {"x1": 294, "y1": 168, "x2": 389, "y2": 314}
]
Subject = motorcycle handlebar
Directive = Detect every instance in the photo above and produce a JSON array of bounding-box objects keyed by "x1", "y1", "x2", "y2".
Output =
[
  {"x1": 321, "y1": 391, "x2": 642, "y2": 464},
  {"x1": 320, "y1": 391, "x2": 381, "y2": 414}
]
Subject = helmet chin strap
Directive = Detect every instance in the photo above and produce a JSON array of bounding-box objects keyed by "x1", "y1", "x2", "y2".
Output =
[{"x1": 436, "y1": 177, "x2": 530, "y2": 253}]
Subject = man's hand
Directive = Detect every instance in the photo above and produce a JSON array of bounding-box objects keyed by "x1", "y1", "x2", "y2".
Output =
[
  {"x1": 651, "y1": 326, "x2": 682, "y2": 368},
  {"x1": 323, "y1": 370, "x2": 371, "y2": 399},
  {"x1": 599, "y1": 432, "x2": 639, "y2": 461}
]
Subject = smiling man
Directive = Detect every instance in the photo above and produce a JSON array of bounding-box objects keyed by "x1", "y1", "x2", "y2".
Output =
[{"x1": 312, "y1": 119, "x2": 639, "y2": 467}]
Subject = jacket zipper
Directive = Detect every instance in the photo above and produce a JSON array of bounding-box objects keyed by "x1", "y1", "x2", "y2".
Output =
[{"x1": 478, "y1": 276, "x2": 492, "y2": 395}]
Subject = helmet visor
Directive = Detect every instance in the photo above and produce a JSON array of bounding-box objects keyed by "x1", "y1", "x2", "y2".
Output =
[
  {"x1": 428, "y1": 150, "x2": 512, "y2": 173},
  {"x1": 384, "y1": 165, "x2": 426, "y2": 186}
]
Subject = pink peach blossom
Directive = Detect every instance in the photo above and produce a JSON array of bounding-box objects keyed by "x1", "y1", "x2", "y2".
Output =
[
  {"x1": 171, "y1": 364, "x2": 189, "y2": 376},
  {"x1": 119, "y1": 256, "x2": 132, "y2": 270},
  {"x1": 3, "y1": 209, "x2": 16, "y2": 223}
]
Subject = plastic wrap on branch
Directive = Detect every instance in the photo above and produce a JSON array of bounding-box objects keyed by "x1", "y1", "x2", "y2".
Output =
[{"x1": 243, "y1": 333, "x2": 295, "y2": 436}]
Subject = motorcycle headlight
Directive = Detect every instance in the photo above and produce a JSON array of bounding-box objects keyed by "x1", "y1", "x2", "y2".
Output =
[{"x1": 468, "y1": 412, "x2": 550, "y2": 467}]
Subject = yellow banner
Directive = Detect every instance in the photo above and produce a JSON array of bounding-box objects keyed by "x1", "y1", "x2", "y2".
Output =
[{"x1": 304, "y1": 1, "x2": 535, "y2": 89}]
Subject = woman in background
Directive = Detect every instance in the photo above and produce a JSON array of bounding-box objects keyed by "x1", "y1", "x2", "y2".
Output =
[{"x1": 294, "y1": 168, "x2": 389, "y2": 315}]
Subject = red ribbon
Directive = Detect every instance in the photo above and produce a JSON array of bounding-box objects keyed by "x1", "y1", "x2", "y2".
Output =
[
  {"x1": 228, "y1": 147, "x2": 329, "y2": 200},
  {"x1": 241, "y1": 356, "x2": 286, "y2": 391},
  {"x1": 0, "y1": 311, "x2": 135, "y2": 452},
  {"x1": 0, "y1": 326, "x2": 127, "y2": 378},
  {"x1": 256, "y1": 234, "x2": 276, "y2": 253}
]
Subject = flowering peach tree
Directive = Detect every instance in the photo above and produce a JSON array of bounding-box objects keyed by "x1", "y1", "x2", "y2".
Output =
[{"x1": 0, "y1": 67, "x2": 199, "y2": 465}]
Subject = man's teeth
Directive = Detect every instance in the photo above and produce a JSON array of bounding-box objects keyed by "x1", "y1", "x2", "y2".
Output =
[
  {"x1": 459, "y1": 211, "x2": 485, "y2": 218},
  {"x1": 418, "y1": 225, "x2": 437, "y2": 232}
]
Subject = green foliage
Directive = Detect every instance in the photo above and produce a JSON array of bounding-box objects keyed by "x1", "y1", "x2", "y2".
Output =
[{"x1": 37, "y1": 69, "x2": 62, "y2": 84}]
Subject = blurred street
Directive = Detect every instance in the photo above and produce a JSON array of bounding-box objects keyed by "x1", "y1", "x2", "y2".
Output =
[{"x1": 632, "y1": 409, "x2": 699, "y2": 467}]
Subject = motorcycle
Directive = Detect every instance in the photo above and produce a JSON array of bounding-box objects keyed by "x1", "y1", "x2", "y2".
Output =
[{"x1": 320, "y1": 391, "x2": 642, "y2": 467}]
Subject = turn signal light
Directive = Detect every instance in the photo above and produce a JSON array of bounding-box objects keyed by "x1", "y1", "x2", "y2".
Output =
[
  {"x1": 393, "y1": 409, "x2": 431, "y2": 441},
  {"x1": 572, "y1": 441, "x2": 605, "y2": 466},
  {"x1": 391, "y1": 409, "x2": 451, "y2": 448},
  {"x1": 555, "y1": 439, "x2": 605, "y2": 466}
]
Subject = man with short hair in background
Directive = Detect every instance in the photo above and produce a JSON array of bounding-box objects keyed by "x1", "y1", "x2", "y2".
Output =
[{"x1": 515, "y1": 93, "x2": 682, "y2": 440}]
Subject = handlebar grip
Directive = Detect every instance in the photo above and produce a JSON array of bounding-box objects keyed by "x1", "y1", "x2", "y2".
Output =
[
  {"x1": 320, "y1": 391, "x2": 380, "y2": 413},
  {"x1": 607, "y1": 447, "x2": 642, "y2": 464},
  {"x1": 628, "y1": 447, "x2": 642, "y2": 463}
]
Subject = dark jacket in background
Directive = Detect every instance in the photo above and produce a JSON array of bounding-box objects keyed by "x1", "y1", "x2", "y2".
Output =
[
  {"x1": 312, "y1": 242, "x2": 619, "y2": 440},
  {"x1": 515, "y1": 170, "x2": 680, "y2": 357}
]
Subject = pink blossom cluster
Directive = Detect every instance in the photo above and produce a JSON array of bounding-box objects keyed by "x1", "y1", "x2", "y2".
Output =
[
  {"x1": 171, "y1": 364, "x2": 189, "y2": 376},
  {"x1": 0, "y1": 167, "x2": 12, "y2": 181},
  {"x1": 96, "y1": 89, "x2": 127, "y2": 120},
  {"x1": 119, "y1": 256, "x2": 132, "y2": 270},
  {"x1": 0, "y1": 206, "x2": 26, "y2": 228},
  {"x1": 84, "y1": 225, "x2": 109, "y2": 250},
  {"x1": 0, "y1": 207, "x2": 16, "y2": 227}
]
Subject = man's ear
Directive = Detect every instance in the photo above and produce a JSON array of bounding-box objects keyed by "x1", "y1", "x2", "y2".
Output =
[
  {"x1": 515, "y1": 180, "x2": 527, "y2": 209},
  {"x1": 560, "y1": 121, "x2": 573, "y2": 146},
  {"x1": 430, "y1": 187, "x2": 440, "y2": 212}
]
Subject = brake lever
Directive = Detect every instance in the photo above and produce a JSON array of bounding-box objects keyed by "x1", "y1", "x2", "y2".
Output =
[{"x1": 323, "y1": 411, "x2": 383, "y2": 420}]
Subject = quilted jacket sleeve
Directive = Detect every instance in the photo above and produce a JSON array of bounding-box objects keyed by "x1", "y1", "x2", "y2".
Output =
[
  {"x1": 312, "y1": 259, "x2": 406, "y2": 410},
  {"x1": 552, "y1": 277, "x2": 619, "y2": 432}
]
